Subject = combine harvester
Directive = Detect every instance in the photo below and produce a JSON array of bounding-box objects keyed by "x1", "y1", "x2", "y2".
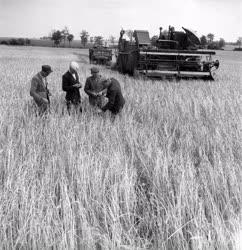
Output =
[{"x1": 115, "y1": 26, "x2": 219, "y2": 80}]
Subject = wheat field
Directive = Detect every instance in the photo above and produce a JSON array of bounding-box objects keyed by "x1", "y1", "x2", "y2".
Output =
[{"x1": 0, "y1": 45, "x2": 241, "y2": 249}]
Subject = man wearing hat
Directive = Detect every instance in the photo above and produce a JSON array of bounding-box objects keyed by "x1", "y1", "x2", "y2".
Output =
[
  {"x1": 30, "y1": 65, "x2": 53, "y2": 114},
  {"x1": 84, "y1": 67, "x2": 106, "y2": 108},
  {"x1": 62, "y1": 61, "x2": 82, "y2": 114},
  {"x1": 100, "y1": 77, "x2": 125, "y2": 116}
]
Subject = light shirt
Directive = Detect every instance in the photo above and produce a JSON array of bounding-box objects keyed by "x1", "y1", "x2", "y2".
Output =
[
  {"x1": 43, "y1": 77, "x2": 47, "y2": 87},
  {"x1": 39, "y1": 73, "x2": 47, "y2": 87},
  {"x1": 69, "y1": 70, "x2": 76, "y2": 80}
]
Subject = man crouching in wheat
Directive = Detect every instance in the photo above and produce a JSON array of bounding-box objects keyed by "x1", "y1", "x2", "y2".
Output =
[
  {"x1": 30, "y1": 65, "x2": 53, "y2": 115},
  {"x1": 99, "y1": 77, "x2": 125, "y2": 119}
]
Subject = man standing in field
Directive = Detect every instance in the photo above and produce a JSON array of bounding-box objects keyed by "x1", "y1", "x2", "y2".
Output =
[
  {"x1": 100, "y1": 77, "x2": 125, "y2": 117},
  {"x1": 30, "y1": 65, "x2": 53, "y2": 115},
  {"x1": 62, "y1": 61, "x2": 82, "y2": 114},
  {"x1": 84, "y1": 67, "x2": 106, "y2": 109}
]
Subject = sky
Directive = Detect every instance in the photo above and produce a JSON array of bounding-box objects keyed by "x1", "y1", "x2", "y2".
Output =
[{"x1": 0, "y1": 0, "x2": 241, "y2": 42}]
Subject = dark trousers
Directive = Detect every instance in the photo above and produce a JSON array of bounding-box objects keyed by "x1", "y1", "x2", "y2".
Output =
[
  {"x1": 109, "y1": 106, "x2": 124, "y2": 122},
  {"x1": 66, "y1": 101, "x2": 82, "y2": 115},
  {"x1": 33, "y1": 99, "x2": 50, "y2": 116}
]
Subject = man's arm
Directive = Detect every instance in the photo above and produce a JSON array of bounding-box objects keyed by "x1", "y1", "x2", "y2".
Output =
[{"x1": 102, "y1": 90, "x2": 116, "y2": 112}]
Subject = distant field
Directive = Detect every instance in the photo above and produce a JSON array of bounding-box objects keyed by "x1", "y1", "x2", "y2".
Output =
[
  {"x1": 0, "y1": 46, "x2": 241, "y2": 249},
  {"x1": 29, "y1": 39, "x2": 86, "y2": 48},
  {"x1": 223, "y1": 44, "x2": 238, "y2": 51},
  {"x1": 0, "y1": 38, "x2": 97, "y2": 48}
]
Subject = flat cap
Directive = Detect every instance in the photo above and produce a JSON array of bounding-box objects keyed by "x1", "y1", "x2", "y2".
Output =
[
  {"x1": 90, "y1": 67, "x2": 99, "y2": 73},
  {"x1": 42, "y1": 65, "x2": 53, "y2": 73}
]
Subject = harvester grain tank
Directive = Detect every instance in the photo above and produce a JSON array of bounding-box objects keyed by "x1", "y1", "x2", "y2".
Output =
[{"x1": 116, "y1": 26, "x2": 219, "y2": 80}]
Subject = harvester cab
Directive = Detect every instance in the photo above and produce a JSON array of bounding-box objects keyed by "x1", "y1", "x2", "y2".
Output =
[{"x1": 116, "y1": 26, "x2": 219, "y2": 80}]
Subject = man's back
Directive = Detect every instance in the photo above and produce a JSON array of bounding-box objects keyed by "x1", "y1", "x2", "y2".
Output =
[{"x1": 103, "y1": 78, "x2": 125, "y2": 114}]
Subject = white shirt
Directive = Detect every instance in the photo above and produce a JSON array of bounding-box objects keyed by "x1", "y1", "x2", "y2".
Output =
[
  {"x1": 69, "y1": 70, "x2": 76, "y2": 80},
  {"x1": 40, "y1": 73, "x2": 47, "y2": 87}
]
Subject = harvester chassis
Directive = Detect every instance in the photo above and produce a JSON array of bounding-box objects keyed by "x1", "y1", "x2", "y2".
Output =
[{"x1": 116, "y1": 28, "x2": 219, "y2": 80}]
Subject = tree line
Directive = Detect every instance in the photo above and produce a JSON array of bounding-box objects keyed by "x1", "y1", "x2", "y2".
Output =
[
  {"x1": 200, "y1": 35, "x2": 241, "y2": 50},
  {"x1": 0, "y1": 38, "x2": 31, "y2": 46},
  {"x1": 50, "y1": 27, "x2": 116, "y2": 48},
  {"x1": 1, "y1": 26, "x2": 241, "y2": 50},
  {"x1": 200, "y1": 33, "x2": 225, "y2": 49}
]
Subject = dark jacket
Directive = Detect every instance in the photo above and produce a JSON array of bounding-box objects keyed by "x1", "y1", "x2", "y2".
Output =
[
  {"x1": 62, "y1": 71, "x2": 81, "y2": 104},
  {"x1": 84, "y1": 75, "x2": 106, "y2": 107},
  {"x1": 30, "y1": 72, "x2": 50, "y2": 107},
  {"x1": 102, "y1": 78, "x2": 125, "y2": 114}
]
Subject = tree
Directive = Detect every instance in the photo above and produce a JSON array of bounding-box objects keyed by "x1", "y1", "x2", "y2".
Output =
[
  {"x1": 94, "y1": 36, "x2": 104, "y2": 46},
  {"x1": 0, "y1": 40, "x2": 9, "y2": 45},
  {"x1": 61, "y1": 26, "x2": 69, "y2": 47},
  {"x1": 236, "y1": 37, "x2": 242, "y2": 48},
  {"x1": 80, "y1": 30, "x2": 89, "y2": 47},
  {"x1": 25, "y1": 38, "x2": 31, "y2": 46},
  {"x1": 17, "y1": 38, "x2": 25, "y2": 45},
  {"x1": 89, "y1": 36, "x2": 94, "y2": 44},
  {"x1": 104, "y1": 40, "x2": 108, "y2": 47},
  {"x1": 67, "y1": 34, "x2": 74, "y2": 47},
  {"x1": 200, "y1": 35, "x2": 207, "y2": 46},
  {"x1": 51, "y1": 30, "x2": 63, "y2": 46},
  {"x1": 9, "y1": 39, "x2": 18, "y2": 45},
  {"x1": 207, "y1": 33, "x2": 214, "y2": 43},
  {"x1": 218, "y1": 38, "x2": 225, "y2": 49},
  {"x1": 151, "y1": 35, "x2": 158, "y2": 46}
]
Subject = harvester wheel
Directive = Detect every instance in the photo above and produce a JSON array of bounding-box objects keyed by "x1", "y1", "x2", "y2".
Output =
[{"x1": 203, "y1": 75, "x2": 214, "y2": 81}]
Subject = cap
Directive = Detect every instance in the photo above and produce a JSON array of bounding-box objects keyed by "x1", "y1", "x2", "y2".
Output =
[
  {"x1": 90, "y1": 67, "x2": 99, "y2": 73},
  {"x1": 42, "y1": 65, "x2": 53, "y2": 73},
  {"x1": 69, "y1": 61, "x2": 79, "y2": 71}
]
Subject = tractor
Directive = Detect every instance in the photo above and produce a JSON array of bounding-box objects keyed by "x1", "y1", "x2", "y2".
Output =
[
  {"x1": 115, "y1": 26, "x2": 219, "y2": 80},
  {"x1": 89, "y1": 45, "x2": 112, "y2": 65}
]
